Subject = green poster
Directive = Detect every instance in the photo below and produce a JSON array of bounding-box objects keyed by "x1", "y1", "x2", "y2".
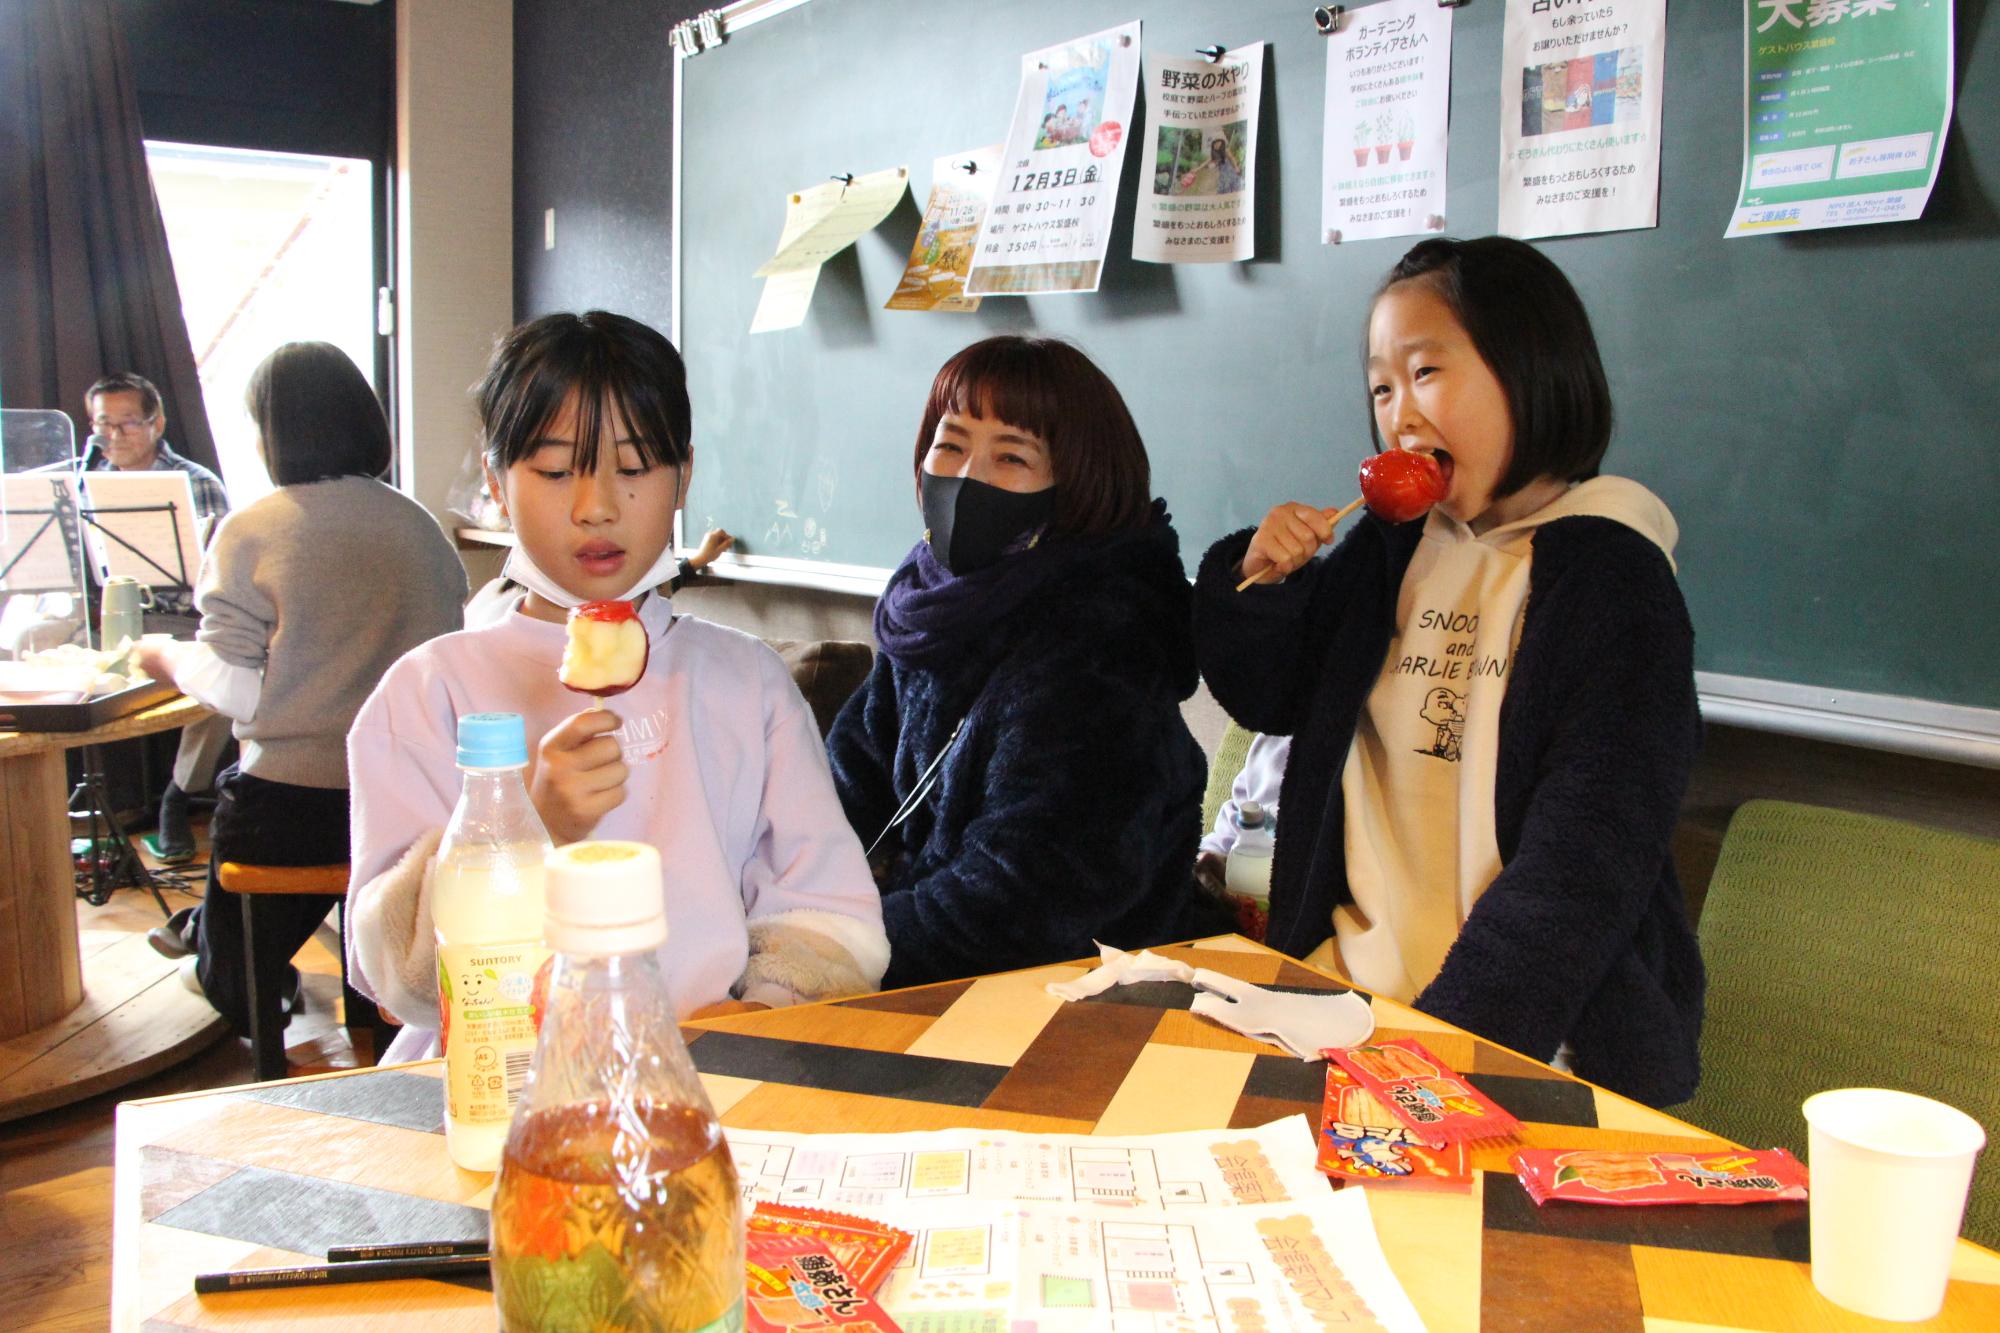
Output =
[{"x1": 1728, "y1": 0, "x2": 1954, "y2": 236}]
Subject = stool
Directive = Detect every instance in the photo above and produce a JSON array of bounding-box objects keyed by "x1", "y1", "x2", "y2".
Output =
[{"x1": 215, "y1": 862, "x2": 391, "y2": 1080}]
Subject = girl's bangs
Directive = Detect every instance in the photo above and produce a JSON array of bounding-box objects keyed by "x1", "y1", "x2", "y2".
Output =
[{"x1": 503, "y1": 351, "x2": 684, "y2": 474}]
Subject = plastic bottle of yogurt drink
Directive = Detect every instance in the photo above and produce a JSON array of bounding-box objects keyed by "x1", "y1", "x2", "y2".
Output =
[
  {"x1": 1225, "y1": 801, "x2": 1276, "y2": 906},
  {"x1": 433, "y1": 711, "x2": 554, "y2": 1172}
]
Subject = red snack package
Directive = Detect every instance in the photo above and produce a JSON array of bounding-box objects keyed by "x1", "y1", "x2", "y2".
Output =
[
  {"x1": 1512, "y1": 1147, "x2": 1809, "y2": 1206},
  {"x1": 745, "y1": 1231, "x2": 905, "y2": 1333},
  {"x1": 1316, "y1": 1065, "x2": 1470, "y2": 1190},
  {"x1": 748, "y1": 1203, "x2": 912, "y2": 1295},
  {"x1": 1326, "y1": 1039, "x2": 1523, "y2": 1146}
]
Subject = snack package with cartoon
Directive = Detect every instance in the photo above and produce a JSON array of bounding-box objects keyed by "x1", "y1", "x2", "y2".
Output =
[
  {"x1": 1326, "y1": 1039, "x2": 1523, "y2": 1146},
  {"x1": 744, "y1": 1231, "x2": 904, "y2": 1332},
  {"x1": 747, "y1": 1203, "x2": 912, "y2": 1295},
  {"x1": 1512, "y1": 1148, "x2": 1810, "y2": 1206},
  {"x1": 1316, "y1": 1065, "x2": 1470, "y2": 1190}
]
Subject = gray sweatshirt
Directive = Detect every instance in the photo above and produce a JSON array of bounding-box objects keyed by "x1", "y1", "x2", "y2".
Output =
[{"x1": 195, "y1": 475, "x2": 467, "y2": 787}]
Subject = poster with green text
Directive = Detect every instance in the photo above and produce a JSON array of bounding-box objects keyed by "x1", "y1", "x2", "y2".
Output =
[{"x1": 1728, "y1": 0, "x2": 1954, "y2": 237}]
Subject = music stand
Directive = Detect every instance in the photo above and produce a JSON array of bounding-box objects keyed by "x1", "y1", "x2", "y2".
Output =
[{"x1": 76, "y1": 471, "x2": 201, "y2": 609}]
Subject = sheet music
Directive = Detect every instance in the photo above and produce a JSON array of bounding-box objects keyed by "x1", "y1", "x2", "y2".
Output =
[
  {"x1": 0, "y1": 475, "x2": 88, "y2": 593},
  {"x1": 76, "y1": 471, "x2": 202, "y2": 590}
]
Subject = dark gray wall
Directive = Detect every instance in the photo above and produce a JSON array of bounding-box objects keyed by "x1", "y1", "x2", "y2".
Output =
[{"x1": 513, "y1": 0, "x2": 701, "y2": 325}]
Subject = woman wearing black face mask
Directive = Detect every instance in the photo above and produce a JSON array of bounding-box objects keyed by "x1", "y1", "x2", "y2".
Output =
[{"x1": 826, "y1": 336, "x2": 1229, "y2": 988}]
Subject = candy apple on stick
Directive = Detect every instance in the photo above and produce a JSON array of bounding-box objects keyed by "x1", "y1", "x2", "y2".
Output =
[{"x1": 1236, "y1": 452, "x2": 1448, "y2": 591}]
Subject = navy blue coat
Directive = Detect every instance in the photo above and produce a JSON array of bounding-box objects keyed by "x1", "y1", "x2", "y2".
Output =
[
  {"x1": 1194, "y1": 513, "x2": 1705, "y2": 1107},
  {"x1": 828, "y1": 520, "x2": 1219, "y2": 990}
]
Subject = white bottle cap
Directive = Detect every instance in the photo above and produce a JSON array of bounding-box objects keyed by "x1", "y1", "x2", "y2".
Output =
[{"x1": 544, "y1": 841, "x2": 668, "y2": 955}]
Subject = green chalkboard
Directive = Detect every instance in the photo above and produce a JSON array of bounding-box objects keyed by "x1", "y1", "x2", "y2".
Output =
[{"x1": 676, "y1": 0, "x2": 2000, "y2": 719}]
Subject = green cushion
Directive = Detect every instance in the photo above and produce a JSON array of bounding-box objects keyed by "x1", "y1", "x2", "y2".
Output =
[
  {"x1": 1201, "y1": 720, "x2": 1256, "y2": 839},
  {"x1": 1671, "y1": 799, "x2": 2000, "y2": 1249}
]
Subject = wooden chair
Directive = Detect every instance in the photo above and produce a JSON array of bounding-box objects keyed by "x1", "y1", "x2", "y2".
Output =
[
  {"x1": 1670, "y1": 800, "x2": 2000, "y2": 1248},
  {"x1": 215, "y1": 862, "x2": 386, "y2": 1080}
]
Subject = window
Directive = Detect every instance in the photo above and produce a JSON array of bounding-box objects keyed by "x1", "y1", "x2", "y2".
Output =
[{"x1": 145, "y1": 141, "x2": 378, "y2": 505}]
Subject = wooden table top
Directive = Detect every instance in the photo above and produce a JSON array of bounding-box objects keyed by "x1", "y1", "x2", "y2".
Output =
[
  {"x1": 111, "y1": 936, "x2": 2000, "y2": 1330},
  {"x1": 0, "y1": 691, "x2": 207, "y2": 759}
]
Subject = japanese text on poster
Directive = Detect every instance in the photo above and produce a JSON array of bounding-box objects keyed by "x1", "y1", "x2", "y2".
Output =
[
  {"x1": 1727, "y1": 0, "x2": 1954, "y2": 236},
  {"x1": 1321, "y1": 0, "x2": 1453, "y2": 244},
  {"x1": 967, "y1": 21, "x2": 1142, "y2": 296},
  {"x1": 888, "y1": 148, "x2": 1001, "y2": 311},
  {"x1": 1136, "y1": 44, "x2": 1264, "y2": 264},
  {"x1": 1498, "y1": 0, "x2": 1669, "y2": 240}
]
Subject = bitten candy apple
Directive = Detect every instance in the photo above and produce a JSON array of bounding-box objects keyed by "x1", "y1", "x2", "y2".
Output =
[
  {"x1": 1358, "y1": 451, "x2": 1448, "y2": 523},
  {"x1": 559, "y1": 600, "x2": 649, "y2": 696}
]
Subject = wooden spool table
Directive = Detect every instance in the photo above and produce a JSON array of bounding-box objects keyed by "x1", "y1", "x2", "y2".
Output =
[
  {"x1": 112, "y1": 936, "x2": 2000, "y2": 1329},
  {"x1": 1, "y1": 694, "x2": 228, "y2": 1121}
]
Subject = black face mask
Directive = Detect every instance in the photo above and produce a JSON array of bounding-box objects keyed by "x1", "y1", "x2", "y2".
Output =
[{"x1": 919, "y1": 472, "x2": 1056, "y2": 575}]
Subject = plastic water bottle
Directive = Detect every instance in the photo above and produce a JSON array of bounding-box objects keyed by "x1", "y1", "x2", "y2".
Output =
[
  {"x1": 432, "y1": 712, "x2": 554, "y2": 1172},
  {"x1": 1225, "y1": 801, "x2": 1276, "y2": 906},
  {"x1": 492, "y1": 841, "x2": 745, "y2": 1332}
]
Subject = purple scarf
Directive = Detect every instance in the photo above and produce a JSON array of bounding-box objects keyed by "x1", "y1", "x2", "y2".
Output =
[
  {"x1": 874, "y1": 501, "x2": 1173, "y2": 670},
  {"x1": 874, "y1": 534, "x2": 1084, "y2": 670}
]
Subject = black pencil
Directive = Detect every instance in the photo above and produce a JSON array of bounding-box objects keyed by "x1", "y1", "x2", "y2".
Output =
[
  {"x1": 194, "y1": 1252, "x2": 490, "y2": 1294},
  {"x1": 324, "y1": 1240, "x2": 491, "y2": 1263}
]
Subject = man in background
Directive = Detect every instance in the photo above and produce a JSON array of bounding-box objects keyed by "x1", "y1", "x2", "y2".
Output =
[{"x1": 83, "y1": 373, "x2": 232, "y2": 861}]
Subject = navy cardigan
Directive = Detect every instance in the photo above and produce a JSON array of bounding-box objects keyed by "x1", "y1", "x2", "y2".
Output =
[
  {"x1": 827, "y1": 521, "x2": 1221, "y2": 990},
  {"x1": 1194, "y1": 513, "x2": 1705, "y2": 1107}
]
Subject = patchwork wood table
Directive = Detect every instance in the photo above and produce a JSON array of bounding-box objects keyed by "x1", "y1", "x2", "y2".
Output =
[{"x1": 112, "y1": 936, "x2": 2000, "y2": 1330}]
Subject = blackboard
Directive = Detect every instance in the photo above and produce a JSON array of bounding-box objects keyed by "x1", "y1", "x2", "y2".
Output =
[{"x1": 674, "y1": 0, "x2": 2000, "y2": 754}]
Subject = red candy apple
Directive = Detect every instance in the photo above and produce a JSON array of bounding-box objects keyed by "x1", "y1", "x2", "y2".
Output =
[{"x1": 1358, "y1": 451, "x2": 1449, "y2": 523}]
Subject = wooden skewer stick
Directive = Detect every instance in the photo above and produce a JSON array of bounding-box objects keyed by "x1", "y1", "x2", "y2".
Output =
[{"x1": 1235, "y1": 496, "x2": 1366, "y2": 592}]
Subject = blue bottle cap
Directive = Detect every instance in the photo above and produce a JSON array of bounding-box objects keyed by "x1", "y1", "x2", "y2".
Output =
[{"x1": 456, "y1": 712, "x2": 529, "y2": 768}]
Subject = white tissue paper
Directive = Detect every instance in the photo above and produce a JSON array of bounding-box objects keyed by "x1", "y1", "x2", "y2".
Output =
[
  {"x1": 1188, "y1": 968, "x2": 1375, "y2": 1061},
  {"x1": 1044, "y1": 944, "x2": 1375, "y2": 1060},
  {"x1": 1044, "y1": 943, "x2": 1198, "y2": 1000}
]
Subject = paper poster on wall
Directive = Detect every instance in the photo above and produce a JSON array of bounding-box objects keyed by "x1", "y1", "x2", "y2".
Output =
[
  {"x1": 1497, "y1": 0, "x2": 1668, "y2": 240},
  {"x1": 888, "y1": 147, "x2": 1002, "y2": 311},
  {"x1": 750, "y1": 183, "x2": 839, "y2": 334},
  {"x1": 1726, "y1": 0, "x2": 1954, "y2": 237},
  {"x1": 1320, "y1": 1, "x2": 1453, "y2": 245},
  {"x1": 966, "y1": 21, "x2": 1142, "y2": 296},
  {"x1": 1134, "y1": 44, "x2": 1263, "y2": 264}
]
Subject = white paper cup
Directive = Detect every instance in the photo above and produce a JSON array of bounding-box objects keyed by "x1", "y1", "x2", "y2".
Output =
[{"x1": 1802, "y1": 1088, "x2": 1986, "y2": 1322}]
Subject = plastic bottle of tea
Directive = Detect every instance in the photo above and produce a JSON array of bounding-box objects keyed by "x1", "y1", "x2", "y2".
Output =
[{"x1": 491, "y1": 841, "x2": 744, "y2": 1331}]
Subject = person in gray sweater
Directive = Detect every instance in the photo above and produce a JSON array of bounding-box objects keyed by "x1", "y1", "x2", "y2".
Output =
[{"x1": 138, "y1": 342, "x2": 466, "y2": 1035}]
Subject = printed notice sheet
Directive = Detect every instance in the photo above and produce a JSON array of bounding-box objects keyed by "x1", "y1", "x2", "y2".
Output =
[
  {"x1": 1727, "y1": 0, "x2": 1954, "y2": 236},
  {"x1": 888, "y1": 147, "x2": 1001, "y2": 311},
  {"x1": 723, "y1": 1118, "x2": 1425, "y2": 1331},
  {"x1": 871, "y1": 1197, "x2": 1425, "y2": 1333},
  {"x1": 725, "y1": 1117, "x2": 1328, "y2": 1210},
  {"x1": 1321, "y1": 0, "x2": 1453, "y2": 244},
  {"x1": 1498, "y1": 0, "x2": 1669, "y2": 239},
  {"x1": 1136, "y1": 45, "x2": 1263, "y2": 263},
  {"x1": 967, "y1": 20, "x2": 1143, "y2": 295}
]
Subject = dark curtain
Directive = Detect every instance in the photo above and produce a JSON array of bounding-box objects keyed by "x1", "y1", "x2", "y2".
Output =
[{"x1": 0, "y1": 0, "x2": 219, "y2": 469}]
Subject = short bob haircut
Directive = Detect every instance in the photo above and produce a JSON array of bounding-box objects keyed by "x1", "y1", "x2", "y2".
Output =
[
  {"x1": 475, "y1": 311, "x2": 692, "y2": 474},
  {"x1": 1373, "y1": 236, "x2": 1613, "y2": 499},
  {"x1": 913, "y1": 336, "x2": 1152, "y2": 539},
  {"x1": 245, "y1": 342, "x2": 392, "y2": 485},
  {"x1": 85, "y1": 372, "x2": 162, "y2": 419}
]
